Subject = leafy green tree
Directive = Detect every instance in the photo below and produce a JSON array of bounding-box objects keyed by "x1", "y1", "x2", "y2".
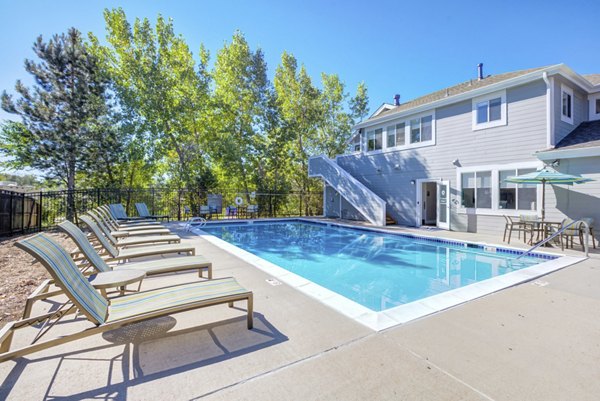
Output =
[
  {"x1": 1, "y1": 28, "x2": 114, "y2": 219},
  {"x1": 92, "y1": 8, "x2": 213, "y2": 190},
  {"x1": 349, "y1": 81, "x2": 369, "y2": 124},
  {"x1": 211, "y1": 31, "x2": 270, "y2": 199},
  {"x1": 317, "y1": 73, "x2": 352, "y2": 158}
]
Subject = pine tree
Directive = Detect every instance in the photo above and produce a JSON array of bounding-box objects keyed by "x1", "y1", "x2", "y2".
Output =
[{"x1": 1, "y1": 28, "x2": 112, "y2": 220}]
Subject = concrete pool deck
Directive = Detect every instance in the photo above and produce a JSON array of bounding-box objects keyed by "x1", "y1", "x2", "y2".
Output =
[{"x1": 1, "y1": 220, "x2": 600, "y2": 400}]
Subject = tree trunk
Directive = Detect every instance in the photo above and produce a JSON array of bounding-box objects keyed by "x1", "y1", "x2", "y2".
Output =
[{"x1": 66, "y1": 160, "x2": 76, "y2": 222}]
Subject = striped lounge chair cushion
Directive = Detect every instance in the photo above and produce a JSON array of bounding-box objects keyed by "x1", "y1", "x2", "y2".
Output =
[{"x1": 107, "y1": 277, "x2": 248, "y2": 322}]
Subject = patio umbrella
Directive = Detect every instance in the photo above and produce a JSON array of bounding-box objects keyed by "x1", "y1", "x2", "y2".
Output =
[{"x1": 504, "y1": 167, "x2": 592, "y2": 221}]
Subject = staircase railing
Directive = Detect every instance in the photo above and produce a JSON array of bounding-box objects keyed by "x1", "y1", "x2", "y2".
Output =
[
  {"x1": 308, "y1": 155, "x2": 386, "y2": 226},
  {"x1": 514, "y1": 219, "x2": 590, "y2": 260}
]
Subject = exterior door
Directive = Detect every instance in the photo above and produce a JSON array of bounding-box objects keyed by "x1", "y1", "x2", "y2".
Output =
[{"x1": 437, "y1": 181, "x2": 450, "y2": 229}]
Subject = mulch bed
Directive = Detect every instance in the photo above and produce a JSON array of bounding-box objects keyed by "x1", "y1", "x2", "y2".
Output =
[{"x1": 0, "y1": 232, "x2": 74, "y2": 325}]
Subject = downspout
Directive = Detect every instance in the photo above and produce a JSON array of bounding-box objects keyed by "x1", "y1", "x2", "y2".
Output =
[{"x1": 542, "y1": 72, "x2": 555, "y2": 149}]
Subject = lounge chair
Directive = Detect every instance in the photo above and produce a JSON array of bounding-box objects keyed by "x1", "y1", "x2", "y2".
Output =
[
  {"x1": 87, "y1": 210, "x2": 174, "y2": 241},
  {"x1": 0, "y1": 234, "x2": 252, "y2": 362},
  {"x1": 109, "y1": 203, "x2": 158, "y2": 223},
  {"x1": 97, "y1": 206, "x2": 167, "y2": 232},
  {"x1": 135, "y1": 202, "x2": 170, "y2": 222},
  {"x1": 79, "y1": 215, "x2": 196, "y2": 261}
]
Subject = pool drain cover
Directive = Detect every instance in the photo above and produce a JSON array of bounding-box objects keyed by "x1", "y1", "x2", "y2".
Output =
[{"x1": 266, "y1": 278, "x2": 282, "y2": 286}]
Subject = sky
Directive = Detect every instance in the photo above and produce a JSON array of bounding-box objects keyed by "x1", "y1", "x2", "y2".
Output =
[{"x1": 1, "y1": 0, "x2": 599, "y2": 122}]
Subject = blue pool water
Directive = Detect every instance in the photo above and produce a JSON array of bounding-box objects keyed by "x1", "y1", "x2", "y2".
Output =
[{"x1": 202, "y1": 221, "x2": 551, "y2": 312}]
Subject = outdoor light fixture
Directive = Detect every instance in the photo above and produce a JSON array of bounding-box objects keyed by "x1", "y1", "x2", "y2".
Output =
[
  {"x1": 410, "y1": 180, "x2": 416, "y2": 185},
  {"x1": 394, "y1": 164, "x2": 401, "y2": 170},
  {"x1": 551, "y1": 159, "x2": 560, "y2": 167},
  {"x1": 452, "y1": 159, "x2": 461, "y2": 167}
]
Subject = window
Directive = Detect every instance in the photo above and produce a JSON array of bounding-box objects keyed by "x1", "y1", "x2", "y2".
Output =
[
  {"x1": 589, "y1": 93, "x2": 600, "y2": 121},
  {"x1": 498, "y1": 168, "x2": 537, "y2": 211},
  {"x1": 461, "y1": 171, "x2": 491, "y2": 208},
  {"x1": 349, "y1": 134, "x2": 361, "y2": 152},
  {"x1": 561, "y1": 85, "x2": 573, "y2": 124},
  {"x1": 386, "y1": 123, "x2": 405, "y2": 148},
  {"x1": 409, "y1": 115, "x2": 434, "y2": 144},
  {"x1": 476, "y1": 97, "x2": 501, "y2": 124},
  {"x1": 472, "y1": 90, "x2": 507, "y2": 130},
  {"x1": 367, "y1": 129, "x2": 382, "y2": 151}
]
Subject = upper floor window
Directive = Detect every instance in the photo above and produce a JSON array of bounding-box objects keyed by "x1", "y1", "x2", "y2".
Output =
[
  {"x1": 367, "y1": 128, "x2": 383, "y2": 151},
  {"x1": 386, "y1": 123, "x2": 405, "y2": 148},
  {"x1": 561, "y1": 84, "x2": 573, "y2": 124},
  {"x1": 410, "y1": 115, "x2": 433, "y2": 144},
  {"x1": 348, "y1": 134, "x2": 361, "y2": 153},
  {"x1": 472, "y1": 90, "x2": 507, "y2": 130},
  {"x1": 589, "y1": 93, "x2": 600, "y2": 122}
]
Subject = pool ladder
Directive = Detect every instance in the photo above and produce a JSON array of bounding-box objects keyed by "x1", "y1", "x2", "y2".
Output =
[{"x1": 514, "y1": 219, "x2": 590, "y2": 260}]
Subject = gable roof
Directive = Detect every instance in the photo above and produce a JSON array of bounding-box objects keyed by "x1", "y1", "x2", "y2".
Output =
[
  {"x1": 552, "y1": 120, "x2": 600, "y2": 151},
  {"x1": 371, "y1": 66, "x2": 548, "y2": 121}
]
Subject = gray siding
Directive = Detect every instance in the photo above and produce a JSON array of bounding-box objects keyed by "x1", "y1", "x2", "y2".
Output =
[
  {"x1": 554, "y1": 76, "x2": 588, "y2": 145},
  {"x1": 543, "y1": 156, "x2": 600, "y2": 226},
  {"x1": 335, "y1": 79, "x2": 548, "y2": 236}
]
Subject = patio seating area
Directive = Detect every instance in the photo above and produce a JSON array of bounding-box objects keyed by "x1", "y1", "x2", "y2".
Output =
[{"x1": 1, "y1": 217, "x2": 600, "y2": 400}]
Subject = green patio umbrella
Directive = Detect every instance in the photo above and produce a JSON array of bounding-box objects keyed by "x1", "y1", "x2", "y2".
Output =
[{"x1": 504, "y1": 167, "x2": 592, "y2": 221}]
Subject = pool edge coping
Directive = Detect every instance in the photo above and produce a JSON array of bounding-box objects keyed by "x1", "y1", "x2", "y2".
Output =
[{"x1": 190, "y1": 219, "x2": 586, "y2": 331}]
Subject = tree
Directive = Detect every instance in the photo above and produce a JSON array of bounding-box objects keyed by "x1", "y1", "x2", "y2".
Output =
[
  {"x1": 1, "y1": 28, "x2": 114, "y2": 220},
  {"x1": 211, "y1": 31, "x2": 270, "y2": 199},
  {"x1": 317, "y1": 73, "x2": 353, "y2": 158},
  {"x1": 349, "y1": 81, "x2": 369, "y2": 124},
  {"x1": 92, "y1": 8, "x2": 213, "y2": 190}
]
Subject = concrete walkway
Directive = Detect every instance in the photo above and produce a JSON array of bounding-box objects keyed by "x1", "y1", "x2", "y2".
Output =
[{"x1": 1, "y1": 222, "x2": 599, "y2": 400}]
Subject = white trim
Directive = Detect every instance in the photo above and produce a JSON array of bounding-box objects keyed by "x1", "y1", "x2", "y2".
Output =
[
  {"x1": 542, "y1": 73, "x2": 555, "y2": 148},
  {"x1": 560, "y1": 84, "x2": 574, "y2": 125},
  {"x1": 471, "y1": 90, "x2": 507, "y2": 130},
  {"x1": 455, "y1": 161, "x2": 543, "y2": 216},
  {"x1": 589, "y1": 93, "x2": 600, "y2": 121},
  {"x1": 369, "y1": 103, "x2": 396, "y2": 119},
  {"x1": 362, "y1": 110, "x2": 436, "y2": 155},
  {"x1": 536, "y1": 146, "x2": 600, "y2": 160}
]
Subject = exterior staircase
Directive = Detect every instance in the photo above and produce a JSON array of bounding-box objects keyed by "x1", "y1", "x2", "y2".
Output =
[{"x1": 308, "y1": 155, "x2": 386, "y2": 226}]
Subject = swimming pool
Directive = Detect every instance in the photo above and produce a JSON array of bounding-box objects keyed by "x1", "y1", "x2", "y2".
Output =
[{"x1": 197, "y1": 220, "x2": 582, "y2": 330}]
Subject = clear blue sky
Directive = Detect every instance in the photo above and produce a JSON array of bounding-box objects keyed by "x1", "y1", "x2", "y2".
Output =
[{"x1": 1, "y1": 0, "x2": 599, "y2": 123}]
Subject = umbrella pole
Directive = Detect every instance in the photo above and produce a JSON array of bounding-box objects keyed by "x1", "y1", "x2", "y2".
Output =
[{"x1": 541, "y1": 180, "x2": 545, "y2": 222}]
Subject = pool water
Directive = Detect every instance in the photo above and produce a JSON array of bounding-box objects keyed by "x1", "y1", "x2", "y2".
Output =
[{"x1": 202, "y1": 221, "x2": 550, "y2": 312}]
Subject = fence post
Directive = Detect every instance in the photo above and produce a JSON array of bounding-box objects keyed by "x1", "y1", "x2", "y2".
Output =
[
  {"x1": 177, "y1": 189, "x2": 182, "y2": 221},
  {"x1": 151, "y1": 187, "x2": 155, "y2": 215},
  {"x1": 21, "y1": 192, "x2": 25, "y2": 234},
  {"x1": 38, "y1": 191, "x2": 43, "y2": 232},
  {"x1": 97, "y1": 188, "x2": 101, "y2": 207}
]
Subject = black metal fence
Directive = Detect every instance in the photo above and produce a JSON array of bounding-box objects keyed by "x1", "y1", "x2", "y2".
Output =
[{"x1": 0, "y1": 187, "x2": 324, "y2": 237}]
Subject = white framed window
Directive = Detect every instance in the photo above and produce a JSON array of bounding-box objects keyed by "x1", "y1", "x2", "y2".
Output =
[
  {"x1": 366, "y1": 128, "x2": 383, "y2": 151},
  {"x1": 461, "y1": 171, "x2": 492, "y2": 209},
  {"x1": 472, "y1": 90, "x2": 507, "y2": 130},
  {"x1": 457, "y1": 162, "x2": 541, "y2": 216},
  {"x1": 361, "y1": 111, "x2": 435, "y2": 154},
  {"x1": 589, "y1": 93, "x2": 600, "y2": 121},
  {"x1": 348, "y1": 134, "x2": 361, "y2": 153},
  {"x1": 561, "y1": 84, "x2": 573, "y2": 124},
  {"x1": 386, "y1": 122, "x2": 406, "y2": 148}
]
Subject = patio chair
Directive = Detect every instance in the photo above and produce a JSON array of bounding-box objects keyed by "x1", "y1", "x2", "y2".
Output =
[
  {"x1": 135, "y1": 202, "x2": 170, "y2": 222},
  {"x1": 79, "y1": 215, "x2": 196, "y2": 261},
  {"x1": 226, "y1": 206, "x2": 238, "y2": 219},
  {"x1": 503, "y1": 215, "x2": 529, "y2": 244},
  {"x1": 88, "y1": 209, "x2": 172, "y2": 238},
  {"x1": 246, "y1": 204, "x2": 259, "y2": 218},
  {"x1": 108, "y1": 203, "x2": 158, "y2": 223},
  {"x1": 82, "y1": 213, "x2": 180, "y2": 248},
  {"x1": 558, "y1": 218, "x2": 583, "y2": 251},
  {"x1": 580, "y1": 218, "x2": 597, "y2": 249},
  {"x1": 519, "y1": 214, "x2": 541, "y2": 244},
  {"x1": 0, "y1": 234, "x2": 252, "y2": 362}
]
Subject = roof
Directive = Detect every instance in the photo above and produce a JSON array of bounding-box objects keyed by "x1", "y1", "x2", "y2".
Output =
[
  {"x1": 583, "y1": 74, "x2": 600, "y2": 86},
  {"x1": 551, "y1": 120, "x2": 600, "y2": 151},
  {"x1": 371, "y1": 66, "x2": 549, "y2": 121}
]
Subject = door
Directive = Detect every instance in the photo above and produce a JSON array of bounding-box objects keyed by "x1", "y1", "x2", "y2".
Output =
[{"x1": 436, "y1": 181, "x2": 450, "y2": 230}]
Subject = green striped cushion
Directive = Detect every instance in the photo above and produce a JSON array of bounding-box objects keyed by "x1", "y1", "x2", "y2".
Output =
[
  {"x1": 58, "y1": 221, "x2": 111, "y2": 273},
  {"x1": 87, "y1": 211, "x2": 118, "y2": 244},
  {"x1": 17, "y1": 234, "x2": 108, "y2": 325},
  {"x1": 79, "y1": 215, "x2": 119, "y2": 258},
  {"x1": 107, "y1": 277, "x2": 248, "y2": 322}
]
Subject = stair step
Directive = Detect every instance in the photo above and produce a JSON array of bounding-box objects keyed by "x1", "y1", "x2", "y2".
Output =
[{"x1": 386, "y1": 215, "x2": 396, "y2": 226}]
